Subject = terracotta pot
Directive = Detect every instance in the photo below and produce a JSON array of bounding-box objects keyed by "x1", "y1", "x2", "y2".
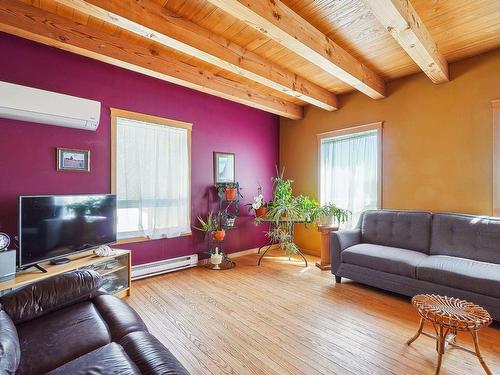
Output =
[
  {"x1": 255, "y1": 206, "x2": 269, "y2": 218},
  {"x1": 213, "y1": 229, "x2": 226, "y2": 241},
  {"x1": 225, "y1": 187, "x2": 237, "y2": 201}
]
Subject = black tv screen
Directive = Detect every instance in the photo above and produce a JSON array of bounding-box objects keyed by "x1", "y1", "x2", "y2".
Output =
[{"x1": 19, "y1": 194, "x2": 116, "y2": 267}]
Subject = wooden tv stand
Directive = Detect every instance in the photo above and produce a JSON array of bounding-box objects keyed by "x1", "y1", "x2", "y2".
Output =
[{"x1": 0, "y1": 249, "x2": 131, "y2": 299}]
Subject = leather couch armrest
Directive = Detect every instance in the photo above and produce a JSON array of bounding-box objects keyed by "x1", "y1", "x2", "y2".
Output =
[
  {"x1": 0, "y1": 270, "x2": 103, "y2": 324},
  {"x1": 0, "y1": 310, "x2": 20, "y2": 374},
  {"x1": 92, "y1": 294, "x2": 148, "y2": 341},
  {"x1": 120, "y1": 331, "x2": 190, "y2": 375},
  {"x1": 331, "y1": 229, "x2": 361, "y2": 274}
]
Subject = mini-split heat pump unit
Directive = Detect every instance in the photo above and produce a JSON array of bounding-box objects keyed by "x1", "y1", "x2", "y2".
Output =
[{"x1": 0, "y1": 81, "x2": 101, "y2": 131}]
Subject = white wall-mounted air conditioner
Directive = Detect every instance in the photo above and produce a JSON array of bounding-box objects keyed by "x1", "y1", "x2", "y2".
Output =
[{"x1": 0, "y1": 81, "x2": 101, "y2": 131}]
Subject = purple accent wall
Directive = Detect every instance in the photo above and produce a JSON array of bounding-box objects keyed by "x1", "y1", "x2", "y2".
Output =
[{"x1": 0, "y1": 33, "x2": 279, "y2": 265}]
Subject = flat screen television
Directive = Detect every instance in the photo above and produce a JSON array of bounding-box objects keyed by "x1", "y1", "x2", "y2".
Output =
[{"x1": 19, "y1": 194, "x2": 116, "y2": 268}]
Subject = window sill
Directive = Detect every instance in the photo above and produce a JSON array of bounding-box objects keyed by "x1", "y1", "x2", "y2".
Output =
[{"x1": 115, "y1": 231, "x2": 192, "y2": 245}]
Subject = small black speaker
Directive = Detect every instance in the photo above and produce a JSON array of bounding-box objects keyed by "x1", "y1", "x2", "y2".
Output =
[{"x1": 0, "y1": 250, "x2": 16, "y2": 282}]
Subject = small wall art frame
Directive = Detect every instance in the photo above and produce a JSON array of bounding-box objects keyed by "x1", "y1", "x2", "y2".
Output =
[
  {"x1": 213, "y1": 152, "x2": 235, "y2": 184},
  {"x1": 56, "y1": 147, "x2": 90, "y2": 172}
]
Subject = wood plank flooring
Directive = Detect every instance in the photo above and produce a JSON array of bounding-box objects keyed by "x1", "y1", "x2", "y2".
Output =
[{"x1": 126, "y1": 249, "x2": 500, "y2": 374}]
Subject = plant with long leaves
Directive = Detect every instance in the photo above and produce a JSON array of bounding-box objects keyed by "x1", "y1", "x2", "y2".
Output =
[
  {"x1": 258, "y1": 166, "x2": 348, "y2": 257},
  {"x1": 257, "y1": 167, "x2": 305, "y2": 256},
  {"x1": 193, "y1": 211, "x2": 220, "y2": 233},
  {"x1": 270, "y1": 166, "x2": 293, "y2": 206},
  {"x1": 317, "y1": 203, "x2": 351, "y2": 226},
  {"x1": 295, "y1": 195, "x2": 320, "y2": 223}
]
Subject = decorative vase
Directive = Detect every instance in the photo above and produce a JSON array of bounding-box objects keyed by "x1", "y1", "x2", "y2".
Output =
[
  {"x1": 213, "y1": 229, "x2": 226, "y2": 241},
  {"x1": 225, "y1": 187, "x2": 237, "y2": 201},
  {"x1": 255, "y1": 206, "x2": 269, "y2": 218},
  {"x1": 210, "y1": 247, "x2": 223, "y2": 270}
]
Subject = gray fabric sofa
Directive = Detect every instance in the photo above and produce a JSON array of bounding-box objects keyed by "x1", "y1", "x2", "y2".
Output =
[{"x1": 331, "y1": 210, "x2": 500, "y2": 320}]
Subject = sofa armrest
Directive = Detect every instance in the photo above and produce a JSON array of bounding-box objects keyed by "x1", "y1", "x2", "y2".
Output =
[
  {"x1": 331, "y1": 229, "x2": 361, "y2": 274},
  {"x1": 0, "y1": 310, "x2": 20, "y2": 374},
  {"x1": 120, "y1": 331, "x2": 190, "y2": 375},
  {"x1": 0, "y1": 270, "x2": 103, "y2": 324}
]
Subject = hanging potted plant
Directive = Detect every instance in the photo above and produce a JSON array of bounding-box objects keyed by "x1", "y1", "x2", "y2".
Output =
[{"x1": 316, "y1": 203, "x2": 351, "y2": 227}]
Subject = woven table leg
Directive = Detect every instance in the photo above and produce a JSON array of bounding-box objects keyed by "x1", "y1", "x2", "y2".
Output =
[
  {"x1": 470, "y1": 330, "x2": 493, "y2": 375},
  {"x1": 407, "y1": 318, "x2": 425, "y2": 346},
  {"x1": 434, "y1": 325, "x2": 448, "y2": 375}
]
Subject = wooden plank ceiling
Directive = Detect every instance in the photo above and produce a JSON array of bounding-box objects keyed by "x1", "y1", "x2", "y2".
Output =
[{"x1": 0, "y1": 0, "x2": 499, "y2": 119}]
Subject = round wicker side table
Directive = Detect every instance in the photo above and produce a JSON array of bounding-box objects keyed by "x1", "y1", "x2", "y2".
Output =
[{"x1": 407, "y1": 294, "x2": 493, "y2": 375}]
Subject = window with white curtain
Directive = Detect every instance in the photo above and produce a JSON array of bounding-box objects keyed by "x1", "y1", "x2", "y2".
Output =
[
  {"x1": 111, "y1": 109, "x2": 192, "y2": 240},
  {"x1": 319, "y1": 123, "x2": 382, "y2": 228}
]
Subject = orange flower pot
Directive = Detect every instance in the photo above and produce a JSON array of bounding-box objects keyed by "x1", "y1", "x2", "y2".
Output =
[
  {"x1": 255, "y1": 206, "x2": 269, "y2": 218},
  {"x1": 225, "y1": 187, "x2": 237, "y2": 201},
  {"x1": 213, "y1": 229, "x2": 226, "y2": 241}
]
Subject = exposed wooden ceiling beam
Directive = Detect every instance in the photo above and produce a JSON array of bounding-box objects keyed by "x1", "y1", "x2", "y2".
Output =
[
  {"x1": 55, "y1": 0, "x2": 337, "y2": 111},
  {"x1": 364, "y1": 0, "x2": 449, "y2": 83},
  {"x1": 0, "y1": 0, "x2": 303, "y2": 119},
  {"x1": 206, "y1": 0, "x2": 386, "y2": 99}
]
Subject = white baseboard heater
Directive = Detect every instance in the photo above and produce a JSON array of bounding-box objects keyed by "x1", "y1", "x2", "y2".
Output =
[{"x1": 131, "y1": 254, "x2": 198, "y2": 280}]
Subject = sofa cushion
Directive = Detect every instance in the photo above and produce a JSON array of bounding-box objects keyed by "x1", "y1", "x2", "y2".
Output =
[
  {"x1": 430, "y1": 213, "x2": 500, "y2": 264},
  {"x1": 0, "y1": 310, "x2": 20, "y2": 375},
  {"x1": 120, "y1": 331, "x2": 190, "y2": 375},
  {"x1": 46, "y1": 343, "x2": 140, "y2": 375},
  {"x1": 361, "y1": 210, "x2": 432, "y2": 253},
  {"x1": 341, "y1": 244, "x2": 428, "y2": 278},
  {"x1": 16, "y1": 301, "x2": 111, "y2": 374},
  {"x1": 416, "y1": 255, "x2": 500, "y2": 299},
  {"x1": 92, "y1": 294, "x2": 147, "y2": 341}
]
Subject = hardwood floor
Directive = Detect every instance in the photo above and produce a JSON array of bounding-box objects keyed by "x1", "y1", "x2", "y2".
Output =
[{"x1": 126, "y1": 249, "x2": 500, "y2": 374}]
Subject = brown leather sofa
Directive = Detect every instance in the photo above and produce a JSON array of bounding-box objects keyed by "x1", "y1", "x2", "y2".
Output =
[{"x1": 0, "y1": 270, "x2": 189, "y2": 374}]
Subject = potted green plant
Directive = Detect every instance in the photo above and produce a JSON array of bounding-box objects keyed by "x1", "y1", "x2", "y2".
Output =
[
  {"x1": 258, "y1": 167, "x2": 305, "y2": 257},
  {"x1": 317, "y1": 203, "x2": 351, "y2": 227},
  {"x1": 193, "y1": 211, "x2": 225, "y2": 241}
]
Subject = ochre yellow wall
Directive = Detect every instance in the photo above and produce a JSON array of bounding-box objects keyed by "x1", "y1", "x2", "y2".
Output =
[{"x1": 280, "y1": 49, "x2": 500, "y2": 256}]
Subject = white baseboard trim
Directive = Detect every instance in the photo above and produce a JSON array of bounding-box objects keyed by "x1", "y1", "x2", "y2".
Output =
[{"x1": 197, "y1": 244, "x2": 279, "y2": 265}]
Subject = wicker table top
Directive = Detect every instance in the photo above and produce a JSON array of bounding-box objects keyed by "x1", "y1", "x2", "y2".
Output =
[{"x1": 412, "y1": 294, "x2": 492, "y2": 331}]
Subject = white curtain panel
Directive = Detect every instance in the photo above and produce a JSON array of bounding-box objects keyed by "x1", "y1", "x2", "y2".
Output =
[
  {"x1": 116, "y1": 117, "x2": 190, "y2": 239},
  {"x1": 320, "y1": 130, "x2": 379, "y2": 228}
]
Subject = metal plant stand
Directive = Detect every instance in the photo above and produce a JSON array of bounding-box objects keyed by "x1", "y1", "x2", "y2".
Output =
[
  {"x1": 203, "y1": 183, "x2": 241, "y2": 271},
  {"x1": 257, "y1": 220, "x2": 308, "y2": 267},
  {"x1": 216, "y1": 182, "x2": 240, "y2": 230}
]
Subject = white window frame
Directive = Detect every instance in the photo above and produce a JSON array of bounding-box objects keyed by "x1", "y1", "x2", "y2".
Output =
[
  {"x1": 317, "y1": 121, "x2": 383, "y2": 214},
  {"x1": 492, "y1": 99, "x2": 500, "y2": 216},
  {"x1": 111, "y1": 108, "x2": 192, "y2": 243}
]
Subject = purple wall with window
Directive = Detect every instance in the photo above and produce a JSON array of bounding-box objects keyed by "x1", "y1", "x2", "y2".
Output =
[{"x1": 0, "y1": 32, "x2": 279, "y2": 265}]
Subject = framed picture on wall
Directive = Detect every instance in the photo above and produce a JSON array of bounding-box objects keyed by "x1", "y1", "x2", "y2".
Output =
[
  {"x1": 213, "y1": 152, "x2": 235, "y2": 184},
  {"x1": 56, "y1": 148, "x2": 90, "y2": 172}
]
